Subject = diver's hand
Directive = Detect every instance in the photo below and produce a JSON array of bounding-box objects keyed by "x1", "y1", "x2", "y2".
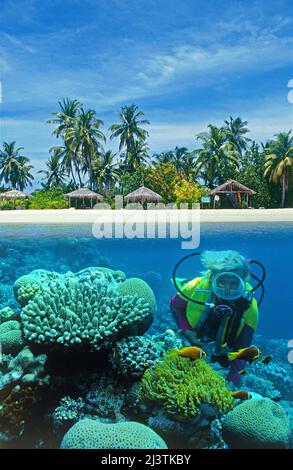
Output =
[{"x1": 183, "y1": 330, "x2": 205, "y2": 348}]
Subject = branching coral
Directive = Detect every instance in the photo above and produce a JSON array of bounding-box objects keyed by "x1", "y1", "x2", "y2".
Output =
[
  {"x1": 141, "y1": 354, "x2": 234, "y2": 422},
  {"x1": 111, "y1": 329, "x2": 183, "y2": 378},
  {"x1": 84, "y1": 372, "x2": 128, "y2": 420},
  {"x1": 245, "y1": 362, "x2": 293, "y2": 400},
  {"x1": 241, "y1": 374, "x2": 281, "y2": 401},
  {"x1": 53, "y1": 397, "x2": 85, "y2": 427},
  {"x1": 20, "y1": 274, "x2": 154, "y2": 350}
]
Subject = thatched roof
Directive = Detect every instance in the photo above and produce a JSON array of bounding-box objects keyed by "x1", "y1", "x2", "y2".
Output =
[
  {"x1": 0, "y1": 190, "x2": 31, "y2": 199},
  {"x1": 124, "y1": 185, "x2": 163, "y2": 202},
  {"x1": 64, "y1": 187, "x2": 103, "y2": 200},
  {"x1": 209, "y1": 179, "x2": 256, "y2": 196}
]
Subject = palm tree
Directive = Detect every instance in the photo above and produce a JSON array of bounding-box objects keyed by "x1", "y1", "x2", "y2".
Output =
[
  {"x1": 152, "y1": 151, "x2": 174, "y2": 165},
  {"x1": 0, "y1": 141, "x2": 34, "y2": 190},
  {"x1": 66, "y1": 108, "x2": 106, "y2": 189},
  {"x1": 224, "y1": 116, "x2": 251, "y2": 155},
  {"x1": 39, "y1": 149, "x2": 67, "y2": 188},
  {"x1": 195, "y1": 125, "x2": 239, "y2": 188},
  {"x1": 171, "y1": 146, "x2": 189, "y2": 175},
  {"x1": 47, "y1": 98, "x2": 81, "y2": 137},
  {"x1": 264, "y1": 131, "x2": 293, "y2": 207},
  {"x1": 47, "y1": 98, "x2": 82, "y2": 185},
  {"x1": 93, "y1": 150, "x2": 120, "y2": 191},
  {"x1": 109, "y1": 105, "x2": 150, "y2": 158},
  {"x1": 126, "y1": 140, "x2": 150, "y2": 172}
]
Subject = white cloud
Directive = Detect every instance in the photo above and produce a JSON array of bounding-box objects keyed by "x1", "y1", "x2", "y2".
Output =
[
  {"x1": 2, "y1": 33, "x2": 36, "y2": 54},
  {"x1": 136, "y1": 36, "x2": 293, "y2": 91}
]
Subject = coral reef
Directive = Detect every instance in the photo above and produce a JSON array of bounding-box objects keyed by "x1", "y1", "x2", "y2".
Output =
[
  {"x1": 53, "y1": 397, "x2": 85, "y2": 428},
  {"x1": 111, "y1": 329, "x2": 183, "y2": 378},
  {"x1": 243, "y1": 361, "x2": 293, "y2": 401},
  {"x1": 141, "y1": 354, "x2": 234, "y2": 422},
  {"x1": 222, "y1": 398, "x2": 290, "y2": 449},
  {"x1": 0, "y1": 307, "x2": 18, "y2": 323},
  {"x1": 0, "y1": 320, "x2": 24, "y2": 354},
  {"x1": 241, "y1": 374, "x2": 281, "y2": 401},
  {"x1": 84, "y1": 372, "x2": 128, "y2": 420},
  {"x1": 0, "y1": 346, "x2": 50, "y2": 439},
  {"x1": 18, "y1": 268, "x2": 156, "y2": 350},
  {"x1": 60, "y1": 418, "x2": 168, "y2": 449}
]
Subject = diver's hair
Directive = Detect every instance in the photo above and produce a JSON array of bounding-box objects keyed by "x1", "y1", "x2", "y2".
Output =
[{"x1": 200, "y1": 250, "x2": 249, "y2": 279}]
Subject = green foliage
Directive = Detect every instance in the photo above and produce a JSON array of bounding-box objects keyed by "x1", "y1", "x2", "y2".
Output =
[
  {"x1": 0, "y1": 141, "x2": 34, "y2": 191},
  {"x1": 120, "y1": 165, "x2": 146, "y2": 195},
  {"x1": 144, "y1": 163, "x2": 179, "y2": 203},
  {"x1": 29, "y1": 188, "x2": 68, "y2": 209},
  {"x1": 221, "y1": 143, "x2": 273, "y2": 208},
  {"x1": 174, "y1": 177, "x2": 208, "y2": 207}
]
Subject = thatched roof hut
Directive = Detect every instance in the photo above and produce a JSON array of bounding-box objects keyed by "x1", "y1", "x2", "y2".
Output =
[
  {"x1": 0, "y1": 190, "x2": 31, "y2": 200},
  {"x1": 124, "y1": 186, "x2": 163, "y2": 207},
  {"x1": 64, "y1": 187, "x2": 103, "y2": 208},
  {"x1": 209, "y1": 179, "x2": 256, "y2": 208},
  {"x1": 0, "y1": 190, "x2": 31, "y2": 208}
]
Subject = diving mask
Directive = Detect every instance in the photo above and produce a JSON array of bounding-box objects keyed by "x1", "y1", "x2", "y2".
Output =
[{"x1": 211, "y1": 271, "x2": 245, "y2": 301}]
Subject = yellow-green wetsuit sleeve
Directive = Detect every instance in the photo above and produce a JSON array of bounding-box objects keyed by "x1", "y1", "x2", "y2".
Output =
[
  {"x1": 243, "y1": 297, "x2": 259, "y2": 331},
  {"x1": 177, "y1": 277, "x2": 201, "y2": 300}
]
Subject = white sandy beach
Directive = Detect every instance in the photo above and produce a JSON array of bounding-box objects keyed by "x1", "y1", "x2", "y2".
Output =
[{"x1": 0, "y1": 208, "x2": 292, "y2": 225}]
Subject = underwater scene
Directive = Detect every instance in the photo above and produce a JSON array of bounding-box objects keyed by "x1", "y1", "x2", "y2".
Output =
[{"x1": 0, "y1": 222, "x2": 292, "y2": 449}]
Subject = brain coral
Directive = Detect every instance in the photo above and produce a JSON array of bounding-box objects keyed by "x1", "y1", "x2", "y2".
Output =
[
  {"x1": 0, "y1": 320, "x2": 24, "y2": 354},
  {"x1": 60, "y1": 418, "x2": 168, "y2": 449},
  {"x1": 19, "y1": 269, "x2": 155, "y2": 350},
  {"x1": 141, "y1": 354, "x2": 234, "y2": 422},
  {"x1": 222, "y1": 398, "x2": 290, "y2": 449}
]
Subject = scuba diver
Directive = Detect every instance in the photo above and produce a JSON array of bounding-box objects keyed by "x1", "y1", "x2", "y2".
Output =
[{"x1": 170, "y1": 250, "x2": 265, "y2": 386}]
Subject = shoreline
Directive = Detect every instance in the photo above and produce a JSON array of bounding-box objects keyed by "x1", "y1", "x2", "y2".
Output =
[{"x1": 0, "y1": 208, "x2": 292, "y2": 225}]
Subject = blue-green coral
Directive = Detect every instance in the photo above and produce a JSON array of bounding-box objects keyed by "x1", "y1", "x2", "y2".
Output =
[
  {"x1": 0, "y1": 320, "x2": 24, "y2": 354},
  {"x1": 222, "y1": 398, "x2": 290, "y2": 449},
  {"x1": 111, "y1": 329, "x2": 183, "y2": 378},
  {"x1": 141, "y1": 354, "x2": 234, "y2": 422},
  {"x1": 18, "y1": 267, "x2": 156, "y2": 350},
  {"x1": 60, "y1": 418, "x2": 168, "y2": 449}
]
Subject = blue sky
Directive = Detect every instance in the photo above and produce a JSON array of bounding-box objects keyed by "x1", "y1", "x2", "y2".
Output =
[{"x1": 0, "y1": 0, "x2": 292, "y2": 182}]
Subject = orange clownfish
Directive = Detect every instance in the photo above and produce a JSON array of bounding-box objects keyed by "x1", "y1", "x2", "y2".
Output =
[
  {"x1": 168, "y1": 346, "x2": 206, "y2": 361},
  {"x1": 231, "y1": 390, "x2": 251, "y2": 400},
  {"x1": 227, "y1": 346, "x2": 261, "y2": 363}
]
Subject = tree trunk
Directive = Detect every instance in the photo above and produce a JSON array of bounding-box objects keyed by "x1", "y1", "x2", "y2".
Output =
[
  {"x1": 70, "y1": 160, "x2": 77, "y2": 187},
  {"x1": 280, "y1": 171, "x2": 286, "y2": 208}
]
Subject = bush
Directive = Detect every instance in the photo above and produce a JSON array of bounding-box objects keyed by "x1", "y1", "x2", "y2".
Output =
[
  {"x1": 174, "y1": 178, "x2": 208, "y2": 207},
  {"x1": 29, "y1": 188, "x2": 68, "y2": 209}
]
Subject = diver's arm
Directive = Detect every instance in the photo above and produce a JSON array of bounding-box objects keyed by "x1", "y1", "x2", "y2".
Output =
[
  {"x1": 227, "y1": 324, "x2": 254, "y2": 386},
  {"x1": 170, "y1": 294, "x2": 190, "y2": 332},
  {"x1": 170, "y1": 294, "x2": 205, "y2": 347},
  {"x1": 182, "y1": 329, "x2": 206, "y2": 348}
]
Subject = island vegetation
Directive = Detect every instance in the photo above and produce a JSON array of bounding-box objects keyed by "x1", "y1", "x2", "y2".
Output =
[{"x1": 0, "y1": 99, "x2": 292, "y2": 209}]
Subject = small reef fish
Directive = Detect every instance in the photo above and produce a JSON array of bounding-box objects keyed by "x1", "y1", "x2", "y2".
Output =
[
  {"x1": 260, "y1": 355, "x2": 272, "y2": 365},
  {"x1": 227, "y1": 346, "x2": 261, "y2": 363},
  {"x1": 169, "y1": 346, "x2": 206, "y2": 361},
  {"x1": 231, "y1": 390, "x2": 251, "y2": 400},
  {"x1": 238, "y1": 369, "x2": 248, "y2": 376}
]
